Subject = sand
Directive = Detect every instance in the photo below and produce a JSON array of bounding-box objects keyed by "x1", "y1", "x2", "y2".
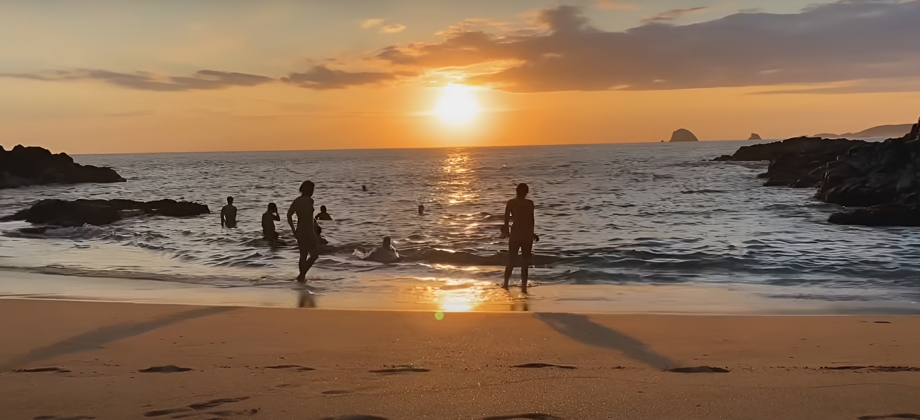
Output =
[{"x1": 0, "y1": 299, "x2": 919, "y2": 420}]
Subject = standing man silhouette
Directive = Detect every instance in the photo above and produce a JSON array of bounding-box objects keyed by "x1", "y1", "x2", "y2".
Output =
[
  {"x1": 501, "y1": 183, "x2": 539, "y2": 293},
  {"x1": 288, "y1": 181, "x2": 320, "y2": 283},
  {"x1": 220, "y1": 196, "x2": 237, "y2": 228}
]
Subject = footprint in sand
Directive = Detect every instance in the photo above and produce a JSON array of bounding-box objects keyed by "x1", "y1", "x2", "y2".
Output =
[
  {"x1": 482, "y1": 414, "x2": 563, "y2": 420},
  {"x1": 821, "y1": 366, "x2": 919, "y2": 373},
  {"x1": 369, "y1": 365, "x2": 430, "y2": 375},
  {"x1": 33, "y1": 416, "x2": 95, "y2": 420},
  {"x1": 512, "y1": 363, "x2": 576, "y2": 370},
  {"x1": 14, "y1": 367, "x2": 70, "y2": 373},
  {"x1": 859, "y1": 415, "x2": 920, "y2": 420},
  {"x1": 263, "y1": 365, "x2": 315, "y2": 372},
  {"x1": 321, "y1": 416, "x2": 388, "y2": 420},
  {"x1": 143, "y1": 396, "x2": 250, "y2": 417},
  {"x1": 138, "y1": 365, "x2": 192, "y2": 373},
  {"x1": 668, "y1": 366, "x2": 730, "y2": 373}
]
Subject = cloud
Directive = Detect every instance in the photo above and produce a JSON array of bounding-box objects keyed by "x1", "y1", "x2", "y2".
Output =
[
  {"x1": 373, "y1": 2, "x2": 920, "y2": 93},
  {"x1": 594, "y1": 0, "x2": 637, "y2": 11},
  {"x1": 362, "y1": 18, "x2": 384, "y2": 29},
  {"x1": 281, "y1": 65, "x2": 412, "y2": 90},
  {"x1": 641, "y1": 7, "x2": 707, "y2": 23},
  {"x1": 2, "y1": 69, "x2": 273, "y2": 91},
  {"x1": 379, "y1": 23, "x2": 406, "y2": 34}
]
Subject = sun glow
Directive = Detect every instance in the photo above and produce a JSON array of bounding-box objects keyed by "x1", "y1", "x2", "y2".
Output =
[{"x1": 434, "y1": 84, "x2": 481, "y2": 125}]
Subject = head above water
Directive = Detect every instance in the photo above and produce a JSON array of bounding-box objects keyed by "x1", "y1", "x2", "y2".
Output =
[
  {"x1": 300, "y1": 181, "x2": 314, "y2": 196},
  {"x1": 227, "y1": 196, "x2": 234, "y2": 205},
  {"x1": 382, "y1": 236, "x2": 391, "y2": 247},
  {"x1": 516, "y1": 183, "x2": 529, "y2": 198},
  {"x1": 320, "y1": 205, "x2": 327, "y2": 212},
  {"x1": 267, "y1": 202, "x2": 277, "y2": 212}
]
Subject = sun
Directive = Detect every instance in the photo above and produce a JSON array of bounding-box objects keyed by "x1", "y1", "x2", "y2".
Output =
[{"x1": 434, "y1": 84, "x2": 481, "y2": 126}]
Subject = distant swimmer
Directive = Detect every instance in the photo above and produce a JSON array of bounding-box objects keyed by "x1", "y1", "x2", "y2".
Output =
[
  {"x1": 362, "y1": 185, "x2": 367, "y2": 192},
  {"x1": 366, "y1": 236, "x2": 400, "y2": 263},
  {"x1": 501, "y1": 183, "x2": 539, "y2": 294},
  {"x1": 315, "y1": 205, "x2": 333, "y2": 221},
  {"x1": 221, "y1": 196, "x2": 237, "y2": 228},
  {"x1": 262, "y1": 203, "x2": 280, "y2": 243},
  {"x1": 288, "y1": 181, "x2": 320, "y2": 283},
  {"x1": 418, "y1": 204, "x2": 425, "y2": 215}
]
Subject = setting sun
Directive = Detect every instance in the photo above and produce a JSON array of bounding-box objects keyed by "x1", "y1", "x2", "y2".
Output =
[{"x1": 434, "y1": 84, "x2": 481, "y2": 125}]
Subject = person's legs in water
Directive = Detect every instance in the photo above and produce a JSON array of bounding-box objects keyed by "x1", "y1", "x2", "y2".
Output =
[
  {"x1": 503, "y1": 240, "x2": 521, "y2": 289},
  {"x1": 520, "y1": 241, "x2": 533, "y2": 293},
  {"x1": 297, "y1": 235, "x2": 320, "y2": 283}
]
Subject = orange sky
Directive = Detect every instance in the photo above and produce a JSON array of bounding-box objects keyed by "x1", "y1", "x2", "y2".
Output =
[{"x1": 1, "y1": 1, "x2": 919, "y2": 154}]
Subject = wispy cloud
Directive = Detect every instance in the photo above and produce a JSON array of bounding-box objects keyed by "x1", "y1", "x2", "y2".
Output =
[
  {"x1": 361, "y1": 18, "x2": 384, "y2": 29},
  {"x1": 594, "y1": 0, "x2": 637, "y2": 11},
  {"x1": 281, "y1": 65, "x2": 413, "y2": 90},
  {"x1": 1, "y1": 69, "x2": 273, "y2": 91},
  {"x1": 379, "y1": 23, "x2": 406, "y2": 34},
  {"x1": 641, "y1": 7, "x2": 707, "y2": 23}
]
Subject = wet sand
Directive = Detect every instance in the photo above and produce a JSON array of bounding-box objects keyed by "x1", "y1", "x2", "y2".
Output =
[{"x1": 1, "y1": 299, "x2": 919, "y2": 419}]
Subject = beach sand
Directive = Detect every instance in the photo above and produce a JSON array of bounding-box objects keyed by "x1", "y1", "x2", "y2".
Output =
[{"x1": 1, "y1": 299, "x2": 919, "y2": 419}]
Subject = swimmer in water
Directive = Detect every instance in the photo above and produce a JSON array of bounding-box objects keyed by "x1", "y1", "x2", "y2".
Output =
[
  {"x1": 418, "y1": 204, "x2": 425, "y2": 215},
  {"x1": 288, "y1": 181, "x2": 320, "y2": 283},
  {"x1": 221, "y1": 196, "x2": 237, "y2": 228},
  {"x1": 501, "y1": 183, "x2": 539, "y2": 293},
  {"x1": 315, "y1": 205, "x2": 333, "y2": 221},
  {"x1": 362, "y1": 185, "x2": 367, "y2": 192},
  {"x1": 366, "y1": 236, "x2": 400, "y2": 263},
  {"x1": 262, "y1": 203, "x2": 280, "y2": 244}
]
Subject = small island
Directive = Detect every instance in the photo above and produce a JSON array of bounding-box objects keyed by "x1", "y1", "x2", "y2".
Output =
[
  {"x1": 748, "y1": 133, "x2": 762, "y2": 140},
  {"x1": 669, "y1": 128, "x2": 699, "y2": 142}
]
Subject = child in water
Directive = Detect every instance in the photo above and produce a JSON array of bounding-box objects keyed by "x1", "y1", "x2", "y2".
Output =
[{"x1": 262, "y1": 203, "x2": 280, "y2": 244}]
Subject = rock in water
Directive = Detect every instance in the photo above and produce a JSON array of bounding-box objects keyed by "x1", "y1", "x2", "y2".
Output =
[
  {"x1": 669, "y1": 129, "x2": 699, "y2": 142},
  {"x1": 748, "y1": 133, "x2": 762, "y2": 140},
  {"x1": 0, "y1": 145, "x2": 125, "y2": 189},
  {"x1": 2, "y1": 199, "x2": 210, "y2": 226}
]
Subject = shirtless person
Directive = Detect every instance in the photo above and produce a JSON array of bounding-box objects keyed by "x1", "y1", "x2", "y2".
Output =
[
  {"x1": 501, "y1": 183, "x2": 539, "y2": 293},
  {"x1": 288, "y1": 181, "x2": 320, "y2": 283},
  {"x1": 262, "y1": 203, "x2": 280, "y2": 243},
  {"x1": 221, "y1": 197, "x2": 237, "y2": 228}
]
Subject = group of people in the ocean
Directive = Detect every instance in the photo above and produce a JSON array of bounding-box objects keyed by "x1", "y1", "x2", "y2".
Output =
[{"x1": 219, "y1": 181, "x2": 538, "y2": 292}]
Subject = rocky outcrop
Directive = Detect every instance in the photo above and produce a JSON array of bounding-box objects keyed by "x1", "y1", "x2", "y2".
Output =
[
  {"x1": 714, "y1": 136, "x2": 866, "y2": 187},
  {"x1": 2, "y1": 199, "x2": 210, "y2": 227},
  {"x1": 716, "y1": 120, "x2": 920, "y2": 226},
  {"x1": 0, "y1": 145, "x2": 125, "y2": 189},
  {"x1": 748, "y1": 133, "x2": 762, "y2": 140},
  {"x1": 669, "y1": 129, "x2": 699, "y2": 142}
]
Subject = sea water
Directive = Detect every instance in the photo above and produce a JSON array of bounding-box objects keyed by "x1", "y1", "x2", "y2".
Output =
[{"x1": 1, "y1": 141, "x2": 918, "y2": 312}]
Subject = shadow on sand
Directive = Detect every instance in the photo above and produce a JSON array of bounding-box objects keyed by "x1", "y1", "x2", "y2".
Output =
[
  {"x1": 534, "y1": 312, "x2": 674, "y2": 370},
  {"x1": 1, "y1": 306, "x2": 234, "y2": 371}
]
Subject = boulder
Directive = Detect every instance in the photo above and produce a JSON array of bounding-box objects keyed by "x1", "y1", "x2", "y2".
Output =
[
  {"x1": 669, "y1": 129, "x2": 699, "y2": 142},
  {"x1": 748, "y1": 133, "x2": 762, "y2": 140},
  {"x1": 714, "y1": 136, "x2": 865, "y2": 187},
  {"x1": 0, "y1": 145, "x2": 125, "y2": 189},
  {"x1": 2, "y1": 199, "x2": 210, "y2": 227}
]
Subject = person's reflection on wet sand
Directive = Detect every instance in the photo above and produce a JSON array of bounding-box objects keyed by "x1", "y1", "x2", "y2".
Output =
[{"x1": 297, "y1": 288, "x2": 316, "y2": 308}]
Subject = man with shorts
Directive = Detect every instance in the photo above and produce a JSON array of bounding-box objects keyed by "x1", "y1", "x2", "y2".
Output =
[
  {"x1": 501, "y1": 183, "x2": 539, "y2": 293},
  {"x1": 288, "y1": 181, "x2": 320, "y2": 283}
]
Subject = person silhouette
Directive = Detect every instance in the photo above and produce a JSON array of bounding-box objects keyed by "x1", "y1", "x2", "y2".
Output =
[
  {"x1": 262, "y1": 203, "x2": 280, "y2": 243},
  {"x1": 418, "y1": 204, "x2": 425, "y2": 215},
  {"x1": 362, "y1": 185, "x2": 367, "y2": 192},
  {"x1": 288, "y1": 181, "x2": 320, "y2": 283},
  {"x1": 501, "y1": 183, "x2": 539, "y2": 293},
  {"x1": 315, "y1": 205, "x2": 333, "y2": 221},
  {"x1": 221, "y1": 196, "x2": 237, "y2": 228},
  {"x1": 366, "y1": 236, "x2": 400, "y2": 263}
]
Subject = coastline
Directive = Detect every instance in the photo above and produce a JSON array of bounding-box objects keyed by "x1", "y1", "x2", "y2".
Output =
[{"x1": 1, "y1": 298, "x2": 918, "y2": 419}]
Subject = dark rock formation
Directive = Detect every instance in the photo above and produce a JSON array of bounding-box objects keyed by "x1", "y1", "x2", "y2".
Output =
[
  {"x1": 716, "y1": 119, "x2": 920, "y2": 226},
  {"x1": 2, "y1": 199, "x2": 210, "y2": 227},
  {"x1": 0, "y1": 145, "x2": 125, "y2": 189},
  {"x1": 669, "y1": 129, "x2": 699, "y2": 142},
  {"x1": 748, "y1": 133, "x2": 762, "y2": 140},
  {"x1": 714, "y1": 137, "x2": 865, "y2": 187}
]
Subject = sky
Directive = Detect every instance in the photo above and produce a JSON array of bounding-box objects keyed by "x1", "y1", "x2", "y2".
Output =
[{"x1": 1, "y1": 0, "x2": 919, "y2": 154}]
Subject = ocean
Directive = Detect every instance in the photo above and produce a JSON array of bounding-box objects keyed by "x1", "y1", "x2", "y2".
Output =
[{"x1": 1, "y1": 141, "x2": 918, "y2": 313}]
